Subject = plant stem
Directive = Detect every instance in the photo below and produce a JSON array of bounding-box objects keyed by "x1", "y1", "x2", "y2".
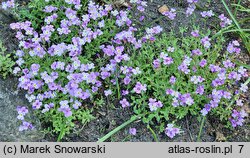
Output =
[
  {"x1": 197, "y1": 116, "x2": 206, "y2": 142},
  {"x1": 147, "y1": 125, "x2": 159, "y2": 142},
  {"x1": 115, "y1": 68, "x2": 121, "y2": 100},
  {"x1": 97, "y1": 115, "x2": 142, "y2": 142},
  {"x1": 221, "y1": 0, "x2": 250, "y2": 54},
  {"x1": 221, "y1": 0, "x2": 241, "y2": 30},
  {"x1": 233, "y1": 0, "x2": 242, "y2": 16}
]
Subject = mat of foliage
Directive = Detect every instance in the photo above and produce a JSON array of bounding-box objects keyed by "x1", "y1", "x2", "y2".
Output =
[{"x1": 1, "y1": 0, "x2": 249, "y2": 142}]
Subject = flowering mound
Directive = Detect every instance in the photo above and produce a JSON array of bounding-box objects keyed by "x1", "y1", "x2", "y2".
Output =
[{"x1": 1, "y1": 0, "x2": 249, "y2": 140}]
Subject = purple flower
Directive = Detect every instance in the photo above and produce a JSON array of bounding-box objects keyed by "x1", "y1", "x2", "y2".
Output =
[
  {"x1": 104, "y1": 89, "x2": 112, "y2": 96},
  {"x1": 1, "y1": 0, "x2": 15, "y2": 10},
  {"x1": 163, "y1": 57, "x2": 174, "y2": 65},
  {"x1": 196, "y1": 85, "x2": 205, "y2": 95},
  {"x1": 209, "y1": 64, "x2": 221, "y2": 73},
  {"x1": 32, "y1": 100, "x2": 42, "y2": 109},
  {"x1": 58, "y1": 104, "x2": 72, "y2": 117},
  {"x1": 236, "y1": 99, "x2": 243, "y2": 106},
  {"x1": 165, "y1": 124, "x2": 180, "y2": 138},
  {"x1": 133, "y1": 82, "x2": 147, "y2": 94},
  {"x1": 201, "y1": 10, "x2": 214, "y2": 18},
  {"x1": 191, "y1": 30, "x2": 199, "y2": 37},
  {"x1": 223, "y1": 60, "x2": 234, "y2": 68},
  {"x1": 162, "y1": 8, "x2": 176, "y2": 20},
  {"x1": 73, "y1": 100, "x2": 81, "y2": 110},
  {"x1": 19, "y1": 121, "x2": 34, "y2": 131},
  {"x1": 167, "y1": 47, "x2": 175, "y2": 52},
  {"x1": 190, "y1": 76, "x2": 204, "y2": 84},
  {"x1": 201, "y1": 36, "x2": 211, "y2": 49},
  {"x1": 186, "y1": 4, "x2": 196, "y2": 16},
  {"x1": 17, "y1": 106, "x2": 29, "y2": 120},
  {"x1": 120, "y1": 98, "x2": 130, "y2": 108},
  {"x1": 124, "y1": 76, "x2": 131, "y2": 85},
  {"x1": 17, "y1": 106, "x2": 28, "y2": 115},
  {"x1": 219, "y1": 14, "x2": 232, "y2": 28},
  {"x1": 179, "y1": 93, "x2": 194, "y2": 106},
  {"x1": 122, "y1": 90, "x2": 129, "y2": 96},
  {"x1": 137, "y1": 6, "x2": 145, "y2": 12},
  {"x1": 169, "y1": 76, "x2": 176, "y2": 84},
  {"x1": 199, "y1": 59, "x2": 207, "y2": 67},
  {"x1": 129, "y1": 128, "x2": 137, "y2": 136},
  {"x1": 230, "y1": 109, "x2": 247, "y2": 127},
  {"x1": 139, "y1": 16, "x2": 145, "y2": 21},
  {"x1": 153, "y1": 59, "x2": 161, "y2": 69},
  {"x1": 148, "y1": 98, "x2": 163, "y2": 111},
  {"x1": 191, "y1": 49, "x2": 202, "y2": 56},
  {"x1": 240, "y1": 84, "x2": 248, "y2": 92}
]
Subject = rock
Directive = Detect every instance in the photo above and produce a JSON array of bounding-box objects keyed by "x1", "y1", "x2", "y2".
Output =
[
  {"x1": 0, "y1": 77, "x2": 44, "y2": 141},
  {"x1": 0, "y1": 9, "x2": 17, "y2": 53}
]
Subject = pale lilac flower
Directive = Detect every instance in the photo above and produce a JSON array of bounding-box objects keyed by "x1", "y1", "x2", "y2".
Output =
[
  {"x1": 199, "y1": 59, "x2": 207, "y2": 67},
  {"x1": 163, "y1": 57, "x2": 174, "y2": 65},
  {"x1": 219, "y1": 14, "x2": 232, "y2": 28},
  {"x1": 191, "y1": 30, "x2": 199, "y2": 37},
  {"x1": 201, "y1": 36, "x2": 211, "y2": 49},
  {"x1": 196, "y1": 85, "x2": 204, "y2": 95},
  {"x1": 19, "y1": 121, "x2": 34, "y2": 131},
  {"x1": 162, "y1": 8, "x2": 176, "y2": 20},
  {"x1": 133, "y1": 82, "x2": 147, "y2": 94},
  {"x1": 192, "y1": 49, "x2": 202, "y2": 56},
  {"x1": 201, "y1": 10, "x2": 214, "y2": 17},
  {"x1": 169, "y1": 76, "x2": 176, "y2": 84},
  {"x1": 167, "y1": 47, "x2": 175, "y2": 52},
  {"x1": 148, "y1": 98, "x2": 163, "y2": 111},
  {"x1": 236, "y1": 99, "x2": 243, "y2": 106},
  {"x1": 120, "y1": 98, "x2": 130, "y2": 108},
  {"x1": 165, "y1": 124, "x2": 180, "y2": 138},
  {"x1": 153, "y1": 59, "x2": 161, "y2": 69},
  {"x1": 104, "y1": 89, "x2": 112, "y2": 96},
  {"x1": 240, "y1": 84, "x2": 248, "y2": 92},
  {"x1": 32, "y1": 100, "x2": 42, "y2": 109},
  {"x1": 129, "y1": 128, "x2": 137, "y2": 135}
]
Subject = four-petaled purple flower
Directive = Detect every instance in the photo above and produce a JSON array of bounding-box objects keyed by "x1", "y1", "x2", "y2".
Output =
[{"x1": 165, "y1": 124, "x2": 180, "y2": 138}]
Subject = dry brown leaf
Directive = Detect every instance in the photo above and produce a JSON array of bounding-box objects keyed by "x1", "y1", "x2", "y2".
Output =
[
  {"x1": 158, "y1": 5, "x2": 169, "y2": 14},
  {"x1": 215, "y1": 131, "x2": 226, "y2": 142},
  {"x1": 113, "y1": 0, "x2": 130, "y2": 8}
]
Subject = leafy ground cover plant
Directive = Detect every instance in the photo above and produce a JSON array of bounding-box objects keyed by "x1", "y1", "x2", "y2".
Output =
[
  {"x1": 1, "y1": 0, "x2": 249, "y2": 141},
  {"x1": 0, "y1": 41, "x2": 15, "y2": 79}
]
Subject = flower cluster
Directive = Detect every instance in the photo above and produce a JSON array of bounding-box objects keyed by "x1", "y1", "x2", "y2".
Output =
[
  {"x1": 148, "y1": 98, "x2": 163, "y2": 111},
  {"x1": 186, "y1": 0, "x2": 198, "y2": 16},
  {"x1": 219, "y1": 14, "x2": 232, "y2": 28},
  {"x1": 201, "y1": 10, "x2": 214, "y2": 18},
  {"x1": 229, "y1": 109, "x2": 247, "y2": 127},
  {"x1": 165, "y1": 124, "x2": 180, "y2": 138},
  {"x1": 227, "y1": 40, "x2": 241, "y2": 54},
  {"x1": 16, "y1": 106, "x2": 34, "y2": 131},
  {"x1": 166, "y1": 89, "x2": 194, "y2": 107},
  {"x1": 1, "y1": 0, "x2": 15, "y2": 10},
  {"x1": 162, "y1": 8, "x2": 177, "y2": 20}
]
